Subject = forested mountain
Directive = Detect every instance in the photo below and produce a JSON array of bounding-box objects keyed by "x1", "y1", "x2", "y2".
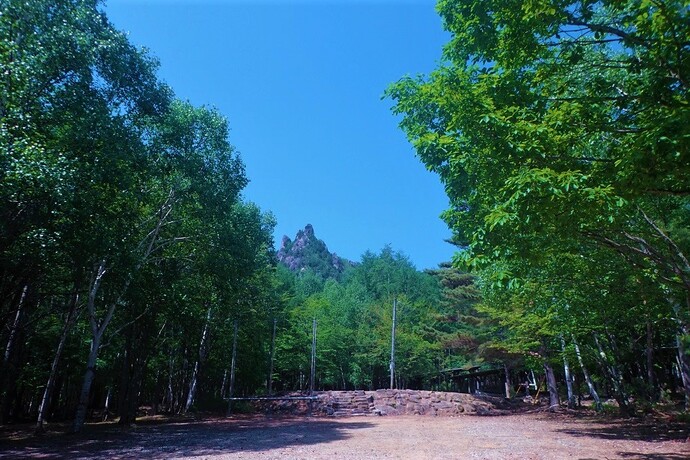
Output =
[{"x1": 276, "y1": 224, "x2": 353, "y2": 280}]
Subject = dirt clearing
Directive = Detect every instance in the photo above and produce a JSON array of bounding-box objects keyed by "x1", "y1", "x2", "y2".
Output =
[{"x1": 1, "y1": 413, "x2": 688, "y2": 460}]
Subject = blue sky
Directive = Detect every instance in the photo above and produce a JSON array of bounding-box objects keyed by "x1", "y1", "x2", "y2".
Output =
[{"x1": 105, "y1": 0, "x2": 454, "y2": 270}]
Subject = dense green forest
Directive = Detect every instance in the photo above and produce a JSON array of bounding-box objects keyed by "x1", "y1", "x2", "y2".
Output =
[
  {"x1": 387, "y1": 0, "x2": 690, "y2": 412},
  {"x1": 1, "y1": 0, "x2": 689, "y2": 435}
]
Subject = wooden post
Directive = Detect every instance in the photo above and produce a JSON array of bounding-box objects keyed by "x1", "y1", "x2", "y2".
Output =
[
  {"x1": 309, "y1": 318, "x2": 317, "y2": 395},
  {"x1": 226, "y1": 320, "x2": 238, "y2": 416},
  {"x1": 390, "y1": 298, "x2": 397, "y2": 389},
  {"x1": 308, "y1": 319, "x2": 317, "y2": 416},
  {"x1": 268, "y1": 318, "x2": 277, "y2": 395}
]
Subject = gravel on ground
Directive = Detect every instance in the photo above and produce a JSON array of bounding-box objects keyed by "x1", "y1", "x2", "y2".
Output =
[{"x1": 1, "y1": 412, "x2": 688, "y2": 460}]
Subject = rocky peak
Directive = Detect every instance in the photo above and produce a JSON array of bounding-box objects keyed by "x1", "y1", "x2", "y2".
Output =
[{"x1": 277, "y1": 224, "x2": 351, "y2": 279}]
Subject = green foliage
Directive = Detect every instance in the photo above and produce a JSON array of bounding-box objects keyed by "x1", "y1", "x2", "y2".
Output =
[
  {"x1": 271, "y1": 247, "x2": 487, "y2": 391},
  {"x1": 388, "y1": 0, "x2": 690, "y2": 407},
  {"x1": 0, "y1": 0, "x2": 276, "y2": 424}
]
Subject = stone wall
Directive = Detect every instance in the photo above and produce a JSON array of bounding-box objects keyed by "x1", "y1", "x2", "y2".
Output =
[
  {"x1": 256, "y1": 390, "x2": 499, "y2": 416},
  {"x1": 366, "y1": 389, "x2": 495, "y2": 416}
]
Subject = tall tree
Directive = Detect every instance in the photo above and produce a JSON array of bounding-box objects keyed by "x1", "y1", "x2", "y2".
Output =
[{"x1": 388, "y1": 0, "x2": 690, "y2": 407}]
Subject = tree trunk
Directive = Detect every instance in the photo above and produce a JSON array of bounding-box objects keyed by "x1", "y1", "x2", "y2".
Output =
[
  {"x1": 593, "y1": 333, "x2": 632, "y2": 415},
  {"x1": 36, "y1": 291, "x2": 80, "y2": 433},
  {"x1": 646, "y1": 319, "x2": 657, "y2": 401},
  {"x1": 675, "y1": 332, "x2": 690, "y2": 410},
  {"x1": 73, "y1": 261, "x2": 113, "y2": 433},
  {"x1": 560, "y1": 336, "x2": 576, "y2": 409},
  {"x1": 117, "y1": 347, "x2": 133, "y2": 425},
  {"x1": 167, "y1": 350, "x2": 176, "y2": 414},
  {"x1": 226, "y1": 320, "x2": 238, "y2": 417},
  {"x1": 220, "y1": 369, "x2": 228, "y2": 399},
  {"x1": 102, "y1": 387, "x2": 111, "y2": 422},
  {"x1": 3, "y1": 285, "x2": 27, "y2": 367},
  {"x1": 73, "y1": 331, "x2": 104, "y2": 432},
  {"x1": 572, "y1": 336, "x2": 601, "y2": 410},
  {"x1": 184, "y1": 307, "x2": 212, "y2": 414},
  {"x1": 0, "y1": 285, "x2": 28, "y2": 424},
  {"x1": 503, "y1": 364, "x2": 512, "y2": 399},
  {"x1": 543, "y1": 360, "x2": 560, "y2": 410},
  {"x1": 267, "y1": 318, "x2": 276, "y2": 395}
]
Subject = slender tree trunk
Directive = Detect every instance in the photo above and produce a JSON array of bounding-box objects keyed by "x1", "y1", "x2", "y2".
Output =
[
  {"x1": 669, "y1": 295, "x2": 690, "y2": 410},
  {"x1": 503, "y1": 364, "x2": 512, "y2": 399},
  {"x1": 117, "y1": 331, "x2": 140, "y2": 426},
  {"x1": 220, "y1": 369, "x2": 228, "y2": 399},
  {"x1": 593, "y1": 333, "x2": 632, "y2": 415},
  {"x1": 36, "y1": 291, "x2": 80, "y2": 433},
  {"x1": 102, "y1": 387, "x2": 111, "y2": 422},
  {"x1": 184, "y1": 357, "x2": 202, "y2": 414},
  {"x1": 167, "y1": 354, "x2": 175, "y2": 414},
  {"x1": 572, "y1": 336, "x2": 601, "y2": 410},
  {"x1": 3, "y1": 285, "x2": 27, "y2": 366},
  {"x1": 646, "y1": 320, "x2": 657, "y2": 401},
  {"x1": 0, "y1": 285, "x2": 28, "y2": 424},
  {"x1": 560, "y1": 336, "x2": 576, "y2": 409},
  {"x1": 267, "y1": 318, "x2": 276, "y2": 395},
  {"x1": 184, "y1": 307, "x2": 212, "y2": 414},
  {"x1": 675, "y1": 332, "x2": 690, "y2": 410},
  {"x1": 310, "y1": 319, "x2": 317, "y2": 395},
  {"x1": 117, "y1": 319, "x2": 159, "y2": 425},
  {"x1": 152, "y1": 371, "x2": 161, "y2": 416},
  {"x1": 73, "y1": 261, "x2": 113, "y2": 433},
  {"x1": 226, "y1": 320, "x2": 238, "y2": 417}
]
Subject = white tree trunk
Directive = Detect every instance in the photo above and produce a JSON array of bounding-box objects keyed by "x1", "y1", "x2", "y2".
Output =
[
  {"x1": 184, "y1": 307, "x2": 212, "y2": 414},
  {"x1": 560, "y1": 336, "x2": 576, "y2": 408},
  {"x1": 543, "y1": 361, "x2": 560, "y2": 410},
  {"x1": 675, "y1": 331, "x2": 690, "y2": 410},
  {"x1": 503, "y1": 364, "x2": 512, "y2": 399},
  {"x1": 3, "y1": 285, "x2": 27, "y2": 366},
  {"x1": 36, "y1": 292, "x2": 80, "y2": 433},
  {"x1": 572, "y1": 336, "x2": 601, "y2": 410},
  {"x1": 73, "y1": 261, "x2": 112, "y2": 433},
  {"x1": 593, "y1": 333, "x2": 630, "y2": 413}
]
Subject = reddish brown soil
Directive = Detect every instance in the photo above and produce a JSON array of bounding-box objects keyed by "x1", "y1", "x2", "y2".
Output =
[{"x1": 1, "y1": 412, "x2": 688, "y2": 460}]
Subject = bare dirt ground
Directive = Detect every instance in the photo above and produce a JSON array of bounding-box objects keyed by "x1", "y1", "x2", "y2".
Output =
[{"x1": 1, "y1": 412, "x2": 688, "y2": 460}]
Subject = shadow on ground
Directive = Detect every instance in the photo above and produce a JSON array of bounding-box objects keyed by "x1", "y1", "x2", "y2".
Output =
[
  {"x1": 555, "y1": 415, "x2": 689, "y2": 442},
  {"x1": 0, "y1": 416, "x2": 373, "y2": 459},
  {"x1": 554, "y1": 415, "x2": 689, "y2": 460},
  {"x1": 616, "y1": 453, "x2": 690, "y2": 460}
]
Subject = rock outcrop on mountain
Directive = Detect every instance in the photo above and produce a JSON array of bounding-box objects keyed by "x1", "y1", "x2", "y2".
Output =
[{"x1": 277, "y1": 224, "x2": 351, "y2": 279}]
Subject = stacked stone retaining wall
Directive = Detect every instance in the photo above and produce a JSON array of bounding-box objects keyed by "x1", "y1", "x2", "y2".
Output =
[{"x1": 255, "y1": 390, "x2": 498, "y2": 416}]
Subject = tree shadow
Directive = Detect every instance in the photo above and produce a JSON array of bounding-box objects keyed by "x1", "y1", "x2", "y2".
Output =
[
  {"x1": 555, "y1": 415, "x2": 689, "y2": 443},
  {"x1": 553, "y1": 415, "x2": 690, "y2": 459},
  {"x1": 616, "y1": 453, "x2": 690, "y2": 460},
  {"x1": 0, "y1": 416, "x2": 374, "y2": 459}
]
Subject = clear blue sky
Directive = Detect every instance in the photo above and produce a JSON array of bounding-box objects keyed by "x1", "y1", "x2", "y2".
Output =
[{"x1": 105, "y1": 0, "x2": 454, "y2": 270}]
